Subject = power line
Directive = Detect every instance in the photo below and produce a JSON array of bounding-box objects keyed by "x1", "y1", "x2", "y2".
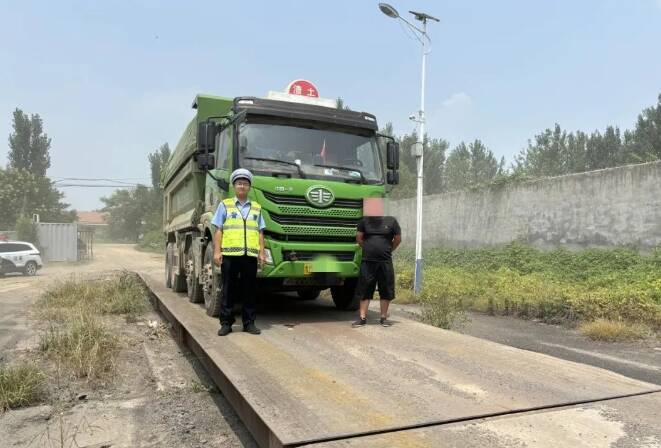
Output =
[{"x1": 56, "y1": 184, "x2": 140, "y2": 188}]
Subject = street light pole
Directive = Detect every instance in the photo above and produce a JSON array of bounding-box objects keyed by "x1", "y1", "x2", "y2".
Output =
[
  {"x1": 414, "y1": 17, "x2": 427, "y2": 295},
  {"x1": 378, "y1": 4, "x2": 438, "y2": 295}
]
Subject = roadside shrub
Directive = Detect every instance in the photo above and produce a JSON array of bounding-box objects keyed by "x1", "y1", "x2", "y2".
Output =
[
  {"x1": 0, "y1": 362, "x2": 46, "y2": 411},
  {"x1": 137, "y1": 229, "x2": 165, "y2": 253},
  {"x1": 579, "y1": 319, "x2": 650, "y2": 342},
  {"x1": 394, "y1": 244, "x2": 661, "y2": 334},
  {"x1": 15, "y1": 216, "x2": 39, "y2": 247}
]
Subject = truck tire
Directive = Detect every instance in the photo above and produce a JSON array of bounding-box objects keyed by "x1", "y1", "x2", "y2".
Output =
[
  {"x1": 296, "y1": 289, "x2": 321, "y2": 301},
  {"x1": 331, "y1": 278, "x2": 359, "y2": 311},
  {"x1": 171, "y1": 243, "x2": 187, "y2": 293},
  {"x1": 186, "y1": 250, "x2": 203, "y2": 303},
  {"x1": 165, "y1": 243, "x2": 173, "y2": 288},
  {"x1": 202, "y1": 244, "x2": 221, "y2": 317}
]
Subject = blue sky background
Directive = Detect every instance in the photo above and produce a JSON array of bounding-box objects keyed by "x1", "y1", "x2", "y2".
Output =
[{"x1": 1, "y1": 0, "x2": 660, "y2": 210}]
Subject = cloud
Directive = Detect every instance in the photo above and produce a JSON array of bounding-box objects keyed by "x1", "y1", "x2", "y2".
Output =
[{"x1": 441, "y1": 92, "x2": 472, "y2": 109}]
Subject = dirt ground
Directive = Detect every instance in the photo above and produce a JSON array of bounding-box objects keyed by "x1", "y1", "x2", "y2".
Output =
[{"x1": 0, "y1": 244, "x2": 256, "y2": 448}]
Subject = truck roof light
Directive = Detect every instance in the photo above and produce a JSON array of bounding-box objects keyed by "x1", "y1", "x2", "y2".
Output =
[
  {"x1": 236, "y1": 99, "x2": 254, "y2": 105},
  {"x1": 363, "y1": 116, "x2": 376, "y2": 122}
]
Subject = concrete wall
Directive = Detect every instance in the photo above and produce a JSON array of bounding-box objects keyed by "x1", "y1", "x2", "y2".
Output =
[{"x1": 388, "y1": 161, "x2": 661, "y2": 250}]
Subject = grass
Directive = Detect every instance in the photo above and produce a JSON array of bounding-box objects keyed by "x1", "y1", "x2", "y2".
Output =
[
  {"x1": 40, "y1": 311, "x2": 118, "y2": 381},
  {"x1": 579, "y1": 319, "x2": 651, "y2": 342},
  {"x1": 0, "y1": 362, "x2": 47, "y2": 411},
  {"x1": 41, "y1": 271, "x2": 148, "y2": 321},
  {"x1": 37, "y1": 271, "x2": 148, "y2": 382},
  {"x1": 394, "y1": 243, "x2": 661, "y2": 334}
]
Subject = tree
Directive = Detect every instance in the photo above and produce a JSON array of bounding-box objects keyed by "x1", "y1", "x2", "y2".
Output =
[
  {"x1": 336, "y1": 97, "x2": 351, "y2": 111},
  {"x1": 515, "y1": 124, "x2": 568, "y2": 177},
  {"x1": 2, "y1": 109, "x2": 72, "y2": 226},
  {"x1": 101, "y1": 185, "x2": 152, "y2": 241},
  {"x1": 398, "y1": 131, "x2": 447, "y2": 195},
  {"x1": 146, "y1": 143, "x2": 171, "y2": 230},
  {"x1": 626, "y1": 94, "x2": 661, "y2": 162},
  {"x1": 8, "y1": 109, "x2": 51, "y2": 176},
  {"x1": 444, "y1": 140, "x2": 502, "y2": 191}
]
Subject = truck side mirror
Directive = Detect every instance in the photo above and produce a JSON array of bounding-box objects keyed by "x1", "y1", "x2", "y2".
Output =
[
  {"x1": 386, "y1": 141, "x2": 400, "y2": 170},
  {"x1": 387, "y1": 171, "x2": 399, "y2": 185},
  {"x1": 197, "y1": 122, "x2": 217, "y2": 153},
  {"x1": 196, "y1": 153, "x2": 215, "y2": 170}
]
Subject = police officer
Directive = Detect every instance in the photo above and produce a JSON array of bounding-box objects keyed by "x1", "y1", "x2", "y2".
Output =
[
  {"x1": 352, "y1": 198, "x2": 402, "y2": 327},
  {"x1": 212, "y1": 168, "x2": 266, "y2": 336}
]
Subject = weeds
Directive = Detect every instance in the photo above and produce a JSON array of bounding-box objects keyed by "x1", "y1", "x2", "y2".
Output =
[
  {"x1": 395, "y1": 244, "x2": 661, "y2": 334},
  {"x1": 0, "y1": 362, "x2": 46, "y2": 411},
  {"x1": 41, "y1": 271, "x2": 148, "y2": 321},
  {"x1": 40, "y1": 312, "x2": 118, "y2": 381},
  {"x1": 579, "y1": 319, "x2": 651, "y2": 342}
]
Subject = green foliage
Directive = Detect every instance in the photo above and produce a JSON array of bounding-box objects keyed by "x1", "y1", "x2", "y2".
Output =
[
  {"x1": 445, "y1": 140, "x2": 503, "y2": 191},
  {"x1": 15, "y1": 216, "x2": 39, "y2": 246},
  {"x1": 395, "y1": 244, "x2": 661, "y2": 332},
  {"x1": 8, "y1": 108, "x2": 51, "y2": 176},
  {"x1": 101, "y1": 143, "x2": 169, "y2": 241},
  {"x1": 1, "y1": 109, "x2": 73, "y2": 227},
  {"x1": 137, "y1": 229, "x2": 166, "y2": 253}
]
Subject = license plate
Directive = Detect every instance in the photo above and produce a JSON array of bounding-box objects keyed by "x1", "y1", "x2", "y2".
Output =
[{"x1": 303, "y1": 263, "x2": 313, "y2": 276}]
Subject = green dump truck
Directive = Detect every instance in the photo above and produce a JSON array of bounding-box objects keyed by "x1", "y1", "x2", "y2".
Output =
[{"x1": 163, "y1": 92, "x2": 400, "y2": 316}]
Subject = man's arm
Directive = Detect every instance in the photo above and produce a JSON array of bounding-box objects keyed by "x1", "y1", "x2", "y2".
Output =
[
  {"x1": 214, "y1": 229, "x2": 223, "y2": 266},
  {"x1": 259, "y1": 231, "x2": 266, "y2": 266},
  {"x1": 356, "y1": 231, "x2": 365, "y2": 247},
  {"x1": 391, "y1": 218, "x2": 402, "y2": 251},
  {"x1": 212, "y1": 203, "x2": 226, "y2": 266},
  {"x1": 392, "y1": 234, "x2": 402, "y2": 251}
]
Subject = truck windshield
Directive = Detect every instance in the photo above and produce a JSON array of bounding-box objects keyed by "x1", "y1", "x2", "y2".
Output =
[{"x1": 238, "y1": 122, "x2": 383, "y2": 183}]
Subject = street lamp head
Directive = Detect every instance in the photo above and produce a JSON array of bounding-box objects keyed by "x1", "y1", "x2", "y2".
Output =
[{"x1": 378, "y1": 3, "x2": 399, "y2": 19}]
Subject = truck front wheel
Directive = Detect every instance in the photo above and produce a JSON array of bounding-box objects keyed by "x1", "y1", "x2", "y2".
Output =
[
  {"x1": 202, "y1": 244, "x2": 221, "y2": 317},
  {"x1": 331, "y1": 278, "x2": 359, "y2": 311}
]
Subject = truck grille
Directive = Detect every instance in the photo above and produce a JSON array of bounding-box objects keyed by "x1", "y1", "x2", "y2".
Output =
[
  {"x1": 282, "y1": 250, "x2": 355, "y2": 262},
  {"x1": 264, "y1": 231, "x2": 356, "y2": 243},
  {"x1": 269, "y1": 212, "x2": 359, "y2": 228},
  {"x1": 263, "y1": 192, "x2": 363, "y2": 209}
]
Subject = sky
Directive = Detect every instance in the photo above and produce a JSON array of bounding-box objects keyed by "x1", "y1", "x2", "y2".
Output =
[{"x1": 1, "y1": 0, "x2": 660, "y2": 211}]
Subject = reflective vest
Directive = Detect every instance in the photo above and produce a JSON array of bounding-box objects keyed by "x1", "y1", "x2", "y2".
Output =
[{"x1": 221, "y1": 198, "x2": 261, "y2": 257}]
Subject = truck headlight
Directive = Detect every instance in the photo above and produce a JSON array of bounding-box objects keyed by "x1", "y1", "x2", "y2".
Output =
[{"x1": 263, "y1": 248, "x2": 274, "y2": 265}]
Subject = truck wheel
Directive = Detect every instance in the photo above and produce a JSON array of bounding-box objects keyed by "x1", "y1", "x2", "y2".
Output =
[
  {"x1": 296, "y1": 289, "x2": 321, "y2": 301},
  {"x1": 165, "y1": 243, "x2": 173, "y2": 288},
  {"x1": 202, "y1": 244, "x2": 221, "y2": 317},
  {"x1": 331, "y1": 278, "x2": 359, "y2": 311},
  {"x1": 171, "y1": 244, "x2": 187, "y2": 293},
  {"x1": 186, "y1": 251, "x2": 203, "y2": 303},
  {"x1": 23, "y1": 261, "x2": 38, "y2": 276}
]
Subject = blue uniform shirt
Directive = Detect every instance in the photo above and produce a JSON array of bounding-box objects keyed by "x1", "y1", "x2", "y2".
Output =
[{"x1": 211, "y1": 197, "x2": 266, "y2": 231}]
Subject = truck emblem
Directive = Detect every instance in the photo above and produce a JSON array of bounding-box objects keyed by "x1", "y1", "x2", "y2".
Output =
[{"x1": 305, "y1": 186, "x2": 334, "y2": 208}]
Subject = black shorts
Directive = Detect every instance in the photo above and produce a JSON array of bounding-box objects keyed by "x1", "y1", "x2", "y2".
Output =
[{"x1": 355, "y1": 261, "x2": 395, "y2": 300}]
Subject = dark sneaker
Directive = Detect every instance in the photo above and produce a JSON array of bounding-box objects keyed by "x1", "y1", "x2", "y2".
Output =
[
  {"x1": 243, "y1": 323, "x2": 261, "y2": 335},
  {"x1": 380, "y1": 317, "x2": 391, "y2": 327},
  {"x1": 218, "y1": 324, "x2": 232, "y2": 336},
  {"x1": 352, "y1": 318, "x2": 367, "y2": 327}
]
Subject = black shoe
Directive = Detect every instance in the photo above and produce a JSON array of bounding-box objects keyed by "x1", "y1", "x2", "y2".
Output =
[
  {"x1": 243, "y1": 323, "x2": 261, "y2": 335},
  {"x1": 218, "y1": 324, "x2": 232, "y2": 336},
  {"x1": 380, "y1": 317, "x2": 391, "y2": 327},
  {"x1": 352, "y1": 317, "x2": 367, "y2": 327}
]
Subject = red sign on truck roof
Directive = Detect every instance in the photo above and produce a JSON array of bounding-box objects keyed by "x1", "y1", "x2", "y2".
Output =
[{"x1": 286, "y1": 79, "x2": 319, "y2": 98}]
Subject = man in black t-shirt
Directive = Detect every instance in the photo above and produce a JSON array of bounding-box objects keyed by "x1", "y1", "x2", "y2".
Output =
[{"x1": 352, "y1": 198, "x2": 402, "y2": 328}]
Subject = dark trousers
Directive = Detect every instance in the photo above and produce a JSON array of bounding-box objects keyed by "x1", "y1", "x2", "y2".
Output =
[{"x1": 219, "y1": 255, "x2": 257, "y2": 326}]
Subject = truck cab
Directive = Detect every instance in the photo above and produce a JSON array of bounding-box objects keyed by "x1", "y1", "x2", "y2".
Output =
[{"x1": 163, "y1": 93, "x2": 400, "y2": 316}]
